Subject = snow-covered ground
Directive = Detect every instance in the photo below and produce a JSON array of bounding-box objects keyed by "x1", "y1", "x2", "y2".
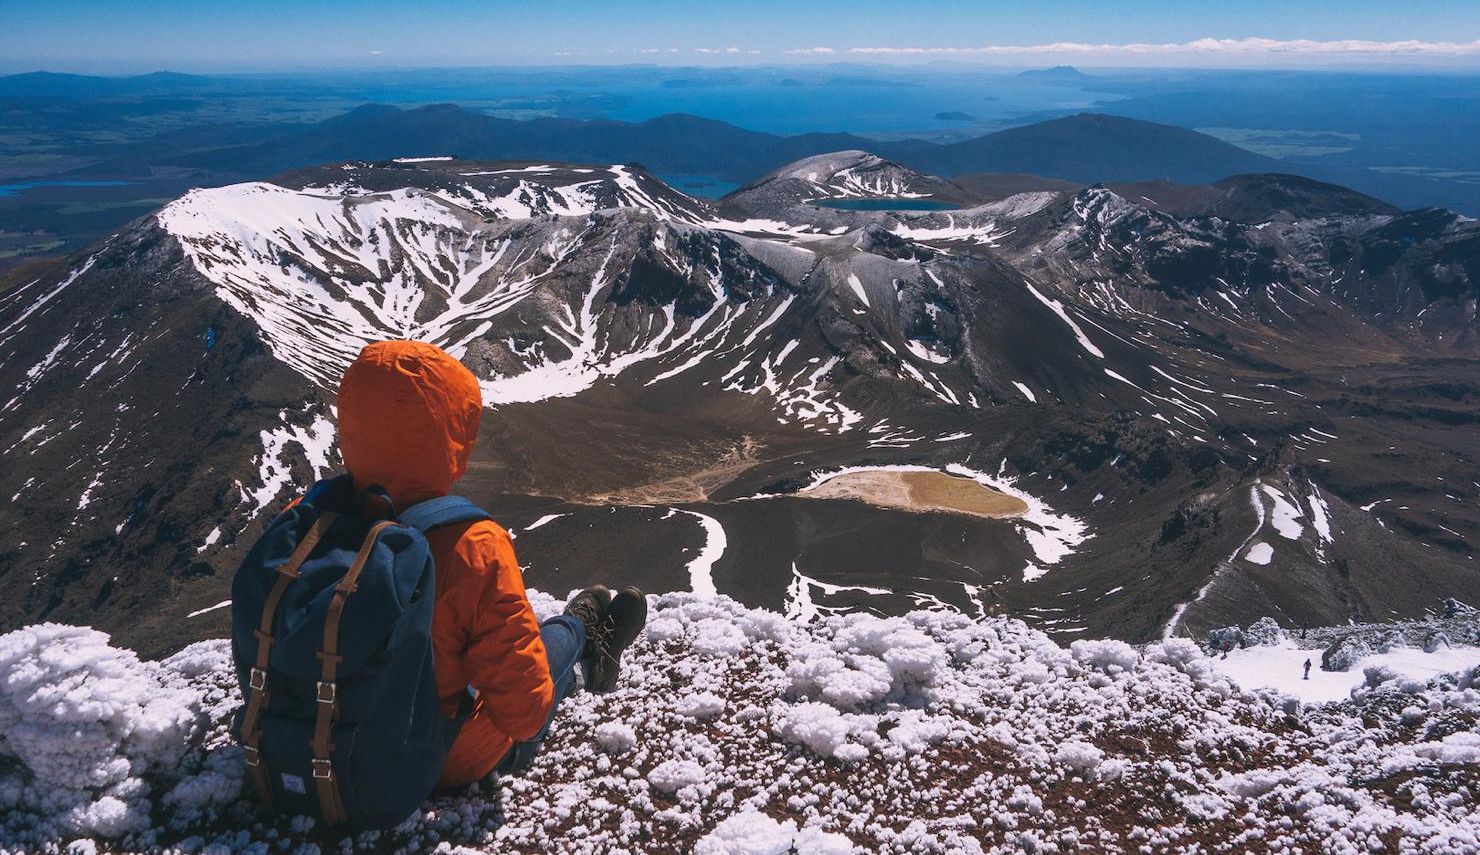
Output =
[
  {"x1": 4, "y1": 595, "x2": 1480, "y2": 854},
  {"x1": 1208, "y1": 640, "x2": 1480, "y2": 704}
]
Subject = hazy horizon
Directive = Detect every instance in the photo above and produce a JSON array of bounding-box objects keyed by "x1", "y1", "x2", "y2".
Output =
[
  {"x1": 4, "y1": 0, "x2": 1479, "y2": 74},
  {"x1": 7, "y1": 60, "x2": 1480, "y2": 77}
]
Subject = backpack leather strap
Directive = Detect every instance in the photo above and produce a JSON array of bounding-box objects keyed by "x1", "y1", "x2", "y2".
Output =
[
  {"x1": 241, "y1": 510, "x2": 338, "y2": 810},
  {"x1": 311, "y1": 519, "x2": 398, "y2": 826}
]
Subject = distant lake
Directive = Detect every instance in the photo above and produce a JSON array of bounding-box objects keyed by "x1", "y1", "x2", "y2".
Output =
[
  {"x1": 0, "y1": 180, "x2": 130, "y2": 198},
  {"x1": 812, "y1": 198, "x2": 959, "y2": 211},
  {"x1": 597, "y1": 78, "x2": 1120, "y2": 137},
  {"x1": 447, "y1": 67, "x2": 1123, "y2": 138}
]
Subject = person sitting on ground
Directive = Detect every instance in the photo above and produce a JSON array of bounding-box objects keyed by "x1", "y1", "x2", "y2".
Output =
[{"x1": 337, "y1": 339, "x2": 647, "y2": 786}]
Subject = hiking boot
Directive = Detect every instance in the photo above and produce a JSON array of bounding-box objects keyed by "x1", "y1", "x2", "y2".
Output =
[
  {"x1": 564, "y1": 585, "x2": 612, "y2": 639},
  {"x1": 565, "y1": 582, "x2": 612, "y2": 662},
  {"x1": 585, "y1": 586, "x2": 647, "y2": 694}
]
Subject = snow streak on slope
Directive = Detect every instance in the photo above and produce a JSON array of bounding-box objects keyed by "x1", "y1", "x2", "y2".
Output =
[
  {"x1": 323, "y1": 163, "x2": 713, "y2": 225},
  {"x1": 728, "y1": 353, "x2": 864, "y2": 433},
  {"x1": 159, "y1": 183, "x2": 538, "y2": 385},
  {"x1": 238, "y1": 409, "x2": 336, "y2": 518},
  {"x1": 5, "y1": 595, "x2": 1480, "y2": 853},
  {"x1": 1023, "y1": 282, "x2": 1105, "y2": 359},
  {"x1": 159, "y1": 170, "x2": 723, "y2": 387},
  {"x1": 669, "y1": 508, "x2": 725, "y2": 598},
  {"x1": 0, "y1": 256, "x2": 97, "y2": 346},
  {"x1": 784, "y1": 562, "x2": 891, "y2": 623},
  {"x1": 157, "y1": 178, "x2": 868, "y2": 432},
  {"x1": 477, "y1": 236, "x2": 798, "y2": 412},
  {"x1": 454, "y1": 165, "x2": 711, "y2": 224}
]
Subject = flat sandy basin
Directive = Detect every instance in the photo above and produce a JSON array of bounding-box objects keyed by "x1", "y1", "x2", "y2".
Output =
[{"x1": 801, "y1": 469, "x2": 1028, "y2": 519}]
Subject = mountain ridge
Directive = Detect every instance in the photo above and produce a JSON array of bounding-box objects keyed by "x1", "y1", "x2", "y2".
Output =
[{"x1": 1, "y1": 155, "x2": 1477, "y2": 658}]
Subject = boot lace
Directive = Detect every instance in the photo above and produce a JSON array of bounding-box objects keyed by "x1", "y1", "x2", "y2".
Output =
[{"x1": 589, "y1": 612, "x2": 619, "y2": 664}]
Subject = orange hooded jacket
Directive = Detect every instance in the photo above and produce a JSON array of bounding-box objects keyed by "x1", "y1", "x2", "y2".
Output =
[{"x1": 337, "y1": 340, "x2": 553, "y2": 787}]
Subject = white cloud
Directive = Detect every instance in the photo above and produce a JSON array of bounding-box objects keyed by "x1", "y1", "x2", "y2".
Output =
[
  {"x1": 693, "y1": 47, "x2": 745, "y2": 55},
  {"x1": 844, "y1": 37, "x2": 1480, "y2": 57},
  {"x1": 785, "y1": 47, "x2": 837, "y2": 55}
]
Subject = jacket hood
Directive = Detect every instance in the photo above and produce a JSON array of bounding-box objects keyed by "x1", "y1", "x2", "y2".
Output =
[{"x1": 337, "y1": 340, "x2": 482, "y2": 509}]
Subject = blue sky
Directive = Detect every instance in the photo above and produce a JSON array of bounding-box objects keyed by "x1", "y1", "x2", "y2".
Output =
[{"x1": 3, "y1": 0, "x2": 1479, "y2": 73}]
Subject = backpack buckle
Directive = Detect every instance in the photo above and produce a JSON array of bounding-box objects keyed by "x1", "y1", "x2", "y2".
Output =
[
  {"x1": 312, "y1": 759, "x2": 333, "y2": 780},
  {"x1": 316, "y1": 681, "x2": 337, "y2": 704},
  {"x1": 249, "y1": 668, "x2": 267, "y2": 691},
  {"x1": 243, "y1": 746, "x2": 261, "y2": 766}
]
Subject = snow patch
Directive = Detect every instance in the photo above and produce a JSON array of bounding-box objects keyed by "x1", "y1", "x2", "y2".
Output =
[
  {"x1": 1244, "y1": 541, "x2": 1274, "y2": 565},
  {"x1": 184, "y1": 600, "x2": 230, "y2": 619},
  {"x1": 669, "y1": 509, "x2": 725, "y2": 599},
  {"x1": 1260, "y1": 485, "x2": 1306, "y2": 541},
  {"x1": 1209, "y1": 641, "x2": 1480, "y2": 705},
  {"x1": 696, "y1": 809, "x2": 855, "y2": 854},
  {"x1": 241, "y1": 410, "x2": 336, "y2": 518}
]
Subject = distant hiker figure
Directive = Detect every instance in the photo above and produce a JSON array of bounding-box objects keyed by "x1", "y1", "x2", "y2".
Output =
[
  {"x1": 1303, "y1": 658, "x2": 1312, "y2": 680},
  {"x1": 1221, "y1": 638, "x2": 1230, "y2": 660},
  {"x1": 230, "y1": 340, "x2": 647, "y2": 830}
]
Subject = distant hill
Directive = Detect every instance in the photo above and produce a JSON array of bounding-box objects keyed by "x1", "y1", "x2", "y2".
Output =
[
  {"x1": 1107, "y1": 173, "x2": 1400, "y2": 222},
  {"x1": 883, "y1": 114, "x2": 1281, "y2": 185},
  {"x1": 163, "y1": 106, "x2": 1308, "y2": 196},
  {"x1": 164, "y1": 105, "x2": 876, "y2": 182},
  {"x1": 1016, "y1": 65, "x2": 1095, "y2": 83},
  {"x1": 0, "y1": 70, "x2": 225, "y2": 97}
]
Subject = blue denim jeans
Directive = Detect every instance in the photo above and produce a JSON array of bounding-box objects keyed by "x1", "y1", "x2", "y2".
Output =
[{"x1": 493, "y1": 614, "x2": 586, "y2": 775}]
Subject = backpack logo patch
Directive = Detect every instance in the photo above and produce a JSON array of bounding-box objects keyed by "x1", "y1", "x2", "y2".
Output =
[{"x1": 281, "y1": 773, "x2": 307, "y2": 794}]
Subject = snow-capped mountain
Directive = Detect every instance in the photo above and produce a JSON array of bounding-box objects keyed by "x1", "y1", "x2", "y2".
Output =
[{"x1": 1, "y1": 155, "x2": 1477, "y2": 656}]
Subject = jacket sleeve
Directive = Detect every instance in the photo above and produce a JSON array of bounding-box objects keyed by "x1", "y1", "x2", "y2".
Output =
[{"x1": 447, "y1": 522, "x2": 554, "y2": 742}]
